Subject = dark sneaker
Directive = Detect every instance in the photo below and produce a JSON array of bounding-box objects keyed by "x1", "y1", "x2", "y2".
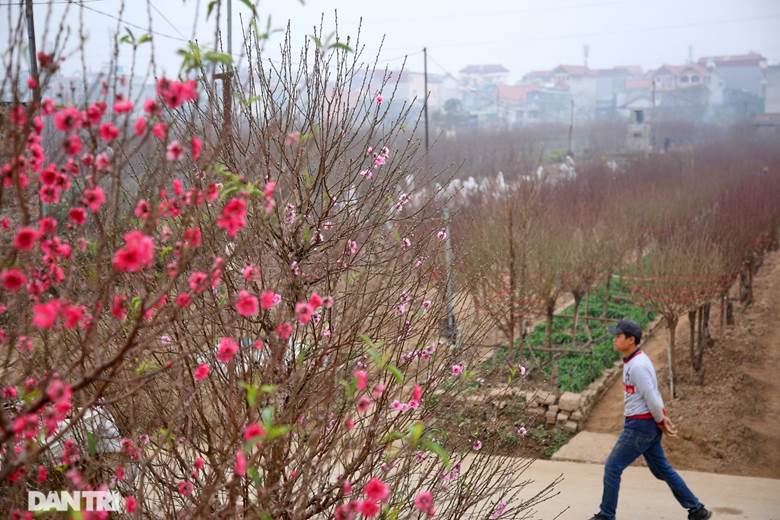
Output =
[
  {"x1": 688, "y1": 507, "x2": 713, "y2": 520},
  {"x1": 588, "y1": 515, "x2": 609, "y2": 520}
]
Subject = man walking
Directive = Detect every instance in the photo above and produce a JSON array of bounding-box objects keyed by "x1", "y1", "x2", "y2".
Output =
[{"x1": 589, "y1": 319, "x2": 712, "y2": 520}]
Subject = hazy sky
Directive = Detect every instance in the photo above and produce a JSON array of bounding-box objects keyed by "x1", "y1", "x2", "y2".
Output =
[{"x1": 3, "y1": 0, "x2": 779, "y2": 82}]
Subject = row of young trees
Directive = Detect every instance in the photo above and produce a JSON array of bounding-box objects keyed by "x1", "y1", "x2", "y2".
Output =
[
  {"x1": 0, "y1": 4, "x2": 560, "y2": 518},
  {"x1": 447, "y1": 135, "x2": 780, "y2": 395}
]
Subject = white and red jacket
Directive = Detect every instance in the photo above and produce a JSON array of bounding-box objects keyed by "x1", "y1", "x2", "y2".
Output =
[{"x1": 623, "y1": 349, "x2": 666, "y2": 424}]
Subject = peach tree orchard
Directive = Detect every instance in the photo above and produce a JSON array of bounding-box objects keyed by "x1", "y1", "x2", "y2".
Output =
[{"x1": 0, "y1": 3, "x2": 561, "y2": 518}]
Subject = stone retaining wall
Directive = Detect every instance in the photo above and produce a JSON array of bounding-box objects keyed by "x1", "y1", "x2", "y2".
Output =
[{"x1": 469, "y1": 315, "x2": 665, "y2": 433}]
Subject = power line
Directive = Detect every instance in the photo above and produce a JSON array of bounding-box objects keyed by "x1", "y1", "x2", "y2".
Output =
[
  {"x1": 428, "y1": 53, "x2": 457, "y2": 80},
  {"x1": 148, "y1": 0, "x2": 187, "y2": 40},
  {"x1": 80, "y1": 3, "x2": 189, "y2": 42},
  {"x1": 377, "y1": 49, "x2": 423, "y2": 65}
]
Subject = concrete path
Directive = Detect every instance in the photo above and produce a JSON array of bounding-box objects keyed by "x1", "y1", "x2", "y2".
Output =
[{"x1": 516, "y1": 459, "x2": 780, "y2": 520}]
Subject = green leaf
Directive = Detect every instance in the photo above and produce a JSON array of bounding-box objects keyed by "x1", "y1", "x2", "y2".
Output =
[
  {"x1": 261, "y1": 406, "x2": 274, "y2": 426},
  {"x1": 247, "y1": 466, "x2": 262, "y2": 486},
  {"x1": 159, "y1": 245, "x2": 173, "y2": 260},
  {"x1": 206, "y1": 0, "x2": 218, "y2": 18},
  {"x1": 265, "y1": 424, "x2": 290, "y2": 440},
  {"x1": 302, "y1": 227, "x2": 311, "y2": 245},
  {"x1": 408, "y1": 421, "x2": 424, "y2": 447},
  {"x1": 341, "y1": 378, "x2": 357, "y2": 399},
  {"x1": 23, "y1": 388, "x2": 41, "y2": 404},
  {"x1": 86, "y1": 431, "x2": 97, "y2": 456},
  {"x1": 422, "y1": 439, "x2": 450, "y2": 469},
  {"x1": 205, "y1": 51, "x2": 233, "y2": 66},
  {"x1": 130, "y1": 296, "x2": 142, "y2": 311},
  {"x1": 245, "y1": 95, "x2": 262, "y2": 106},
  {"x1": 387, "y1": 363, "x2": 404, "y2": 384},
  {"x1": 240, "y1": 382, "x2": 259, "y2": 407},
  {"x1": 384, "y1": 507, "x2": 399, "y2": 520},
  {"x1": 259, "y1": 384, "x2": 277, "y2": 395},
  {"x1": 310, "y1": 35, "x2": 322, "y2": 49},
  {"x1": 137, "y1": 34, "x2": 152, "y2": 45},
  {"x1": 136, "y1": 360, "x2": 158, "y2": 376},
  {"x1": 239, "y1": 0, "x2": 257, "y2": 16},
  {"x1": 381, "y1": 431, "x2": 404, "y2": 444},
  {"x1": 329, "y1": 42, "x2": 353, "y2": 53}
]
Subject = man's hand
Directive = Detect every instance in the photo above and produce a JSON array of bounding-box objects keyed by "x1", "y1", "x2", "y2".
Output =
[{"x1": 658, "y1": 415, "x2": 678, "y2": 437}]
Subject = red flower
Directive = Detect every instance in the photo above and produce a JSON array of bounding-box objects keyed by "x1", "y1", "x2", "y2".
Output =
[
  {"x1": 235, "y1": 290, "x2": 259, "y2": 317},
  {"x1": 217, "y1": 336, "x2": 239, "y2": 363},
  {"x1": 112, "y1": 230, "x2": 155, "y2": 272},
  {"x1": 134, "y1": 116, "x2": 146, "y2": 136},
  {"x1": 295, "y1": 301, "x2": 314, "y2": 325},
  {"x1": 64, "y1": 134, "x2": 82, "y2": 155},
  {"x1": 414, "y1": 491, "x2": 434, "y2": 514},
  {"x1": 99, "y1": 122, "x2": 119, "y2": 142},
  {"x1": 68, "y1": 207, "x2": 87, "y2": 225},
  {"x1": 125, "y1": 496, "x2": 137, "y2": 513},
  {"x1": 363, "y1": 478, "x2": 389, "y2": 503},
  {"x1": 275, "y1": 322, "x2": 293, "y2": 340},
  {"x1": 166, "y1": 140, "x2": 184, "y2": 161},
  {"x1": 53, "y1": 107, "x2": 82, "y2": 132},
  {"x1": 191, "y1": 136, "x2": 202, "y2": 160},
  {"x1": 243, "y1": 422, "x2": 266, "y2": 442},
  {"x1": 32, "y1": 299, "x2": 60, "y2": 329},
  {"x1": 194, "y1": 363, "x2": 210, "y2": 381},
  {"x1": 356, "y1": 500, "x2": 380, "y2": 517},
  {"x1": 1, "y1": 269, "x2": 26, "y2": 291},
  {"x1": 13, "y1": 227, "x2": 38, "y2": 250},
  {"x1": 83, "y1": 187, "x2": 106, "y2": 213},
  {"x1": 176, "y1": 292, "x2": 191, "y2": 308}
]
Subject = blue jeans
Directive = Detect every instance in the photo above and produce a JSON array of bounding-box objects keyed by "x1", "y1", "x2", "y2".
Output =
[{"x1": 599, "y1": 419, "x2": 703, "y2": 520}]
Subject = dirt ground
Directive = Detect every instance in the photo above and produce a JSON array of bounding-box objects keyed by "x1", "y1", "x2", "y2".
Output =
[{"x1": 585, "y1": 248, "x2": 780, "y2": 478}]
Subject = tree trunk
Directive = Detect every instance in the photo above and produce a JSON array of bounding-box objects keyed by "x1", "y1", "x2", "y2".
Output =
[
  {"x1": 571, "y1": 291, "x2": 582, "y2": 339},
  {"x1": 546, "y1": 299, "x2": 556, "y2": 386},
  {"x1": 688, "y1": 309, "x2": 696, "y2": 376},
  {"x1": 507, "y1": 199, "x2": 516, "y2": 349},
  {"x1": 726, "y1": 299, "x2": 734, "y2": 325},
  {"x1": 545, "y1": 300, "x2": 555, "y2": 350},
  {"x1": 603, "y1": 271, "x2": 612, "y2": 318},
  {"x1": 666, "y1": 315, "x2": 677, "y2": 399},
  {"x1": 583, "y1": 290, "x2": 593, "y2": 340},
  {"x1": 719, "y1": 292, "x2": 726, "y2": 328}
]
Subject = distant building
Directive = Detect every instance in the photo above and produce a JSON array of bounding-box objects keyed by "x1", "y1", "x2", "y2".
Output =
[
  {"x1": 697, "y1": 52, "x2": 767, "y2": 97},
  {"x1": 496, "y1": 84, "x2": 538, "y2": 126},
  {"x1": 626, "y1": 108, "x2": 651, "y2": 153},
  {"x1": 652, "y1": 63, "x2": 716, "y2": 91},
  {"x1": 765, "y1": 64, "x2": 780, "y2": 114},
  {"x1": 459, "y1": 64, "x2": 509, "y2": 89}
]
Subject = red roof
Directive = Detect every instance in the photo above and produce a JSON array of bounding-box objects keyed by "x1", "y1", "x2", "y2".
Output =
[
  {"x1": 654, "y1": 63, "x2": 708, "y2": 76},
  {"x1": 497, "y1": 84, "x2": 537, "y2": 103},
  {"x1": 698, "y1": 52, "x2": 766, "y2": 68}
]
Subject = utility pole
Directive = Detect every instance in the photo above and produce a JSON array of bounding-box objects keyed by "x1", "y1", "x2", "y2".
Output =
[
  {"x1": 24, "y1": 0, "x2": 41, "y2": 105},
  {"x1": 567, "y1": 98, "x2": 574, "y2": 156},
  {"x1": 423, "y1": 47, "x2": 429, "y2": 152},
  {"x1": 651, "y1": 75, "x2": 657, "y2": 152},
  {"x1": 215, "y1": 0, "x2": 233, "y2": 158}
]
